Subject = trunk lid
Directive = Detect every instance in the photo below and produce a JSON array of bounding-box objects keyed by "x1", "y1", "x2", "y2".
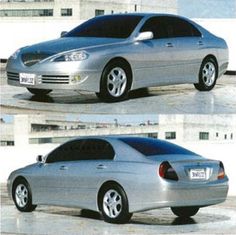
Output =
[{"x1": 149, "y1": 154, "x2": 220, "y2": 182}]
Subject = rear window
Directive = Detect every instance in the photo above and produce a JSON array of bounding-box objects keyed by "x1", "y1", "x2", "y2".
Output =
[{"x1": 120, "y1": 137, "x2": 195, "y2": 156}]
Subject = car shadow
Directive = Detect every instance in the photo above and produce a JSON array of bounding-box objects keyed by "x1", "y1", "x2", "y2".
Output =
[
  {"x1": 14, "y1": 92, "x2": 100, "y2": 104},
  {"x1": 78, "y1": 211, "x2": 197, "y2": 225},
  {"x1": 128, "y1": 88, "x2": 154, "y2": 99},
  {"x1": 14, "y1": 85, "x2": 196, "y2": 105},
  {"x1": 79, "y1": 209, "x2": 102, "y2": 220},
  {"x1": 130, "y1": 215, "x2": 197, "y2": 226},
  {"x1": 42, "y1": 207, "x2": 230, "y2": 226}
]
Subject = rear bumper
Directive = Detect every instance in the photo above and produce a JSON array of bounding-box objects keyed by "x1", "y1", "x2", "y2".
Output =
[
  {"x1": 218, "y1": 61, "x2": 229, "y2": 77},
  {"x1": 162, "y1": 180, "x2": 228, "y2": 207},
  {"x1": 129, "y1": 178, "x2": 229, "y2": 213}
]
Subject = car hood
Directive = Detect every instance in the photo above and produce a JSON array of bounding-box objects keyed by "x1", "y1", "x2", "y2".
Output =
[
  {"x1": 9, "y1": 163, "x2": 38, "y2": 178},
  {"x1": 22, "y1": 37, "x2": 126, "y2": 55}
]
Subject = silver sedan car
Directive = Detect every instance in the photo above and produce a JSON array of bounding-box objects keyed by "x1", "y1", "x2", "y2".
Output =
[
  {"x1": 7, "y1": 136, "x2": 228, "y2": 224},
  {"x1": 6, "y1": 13, "x2": 228, "y2": 102}
]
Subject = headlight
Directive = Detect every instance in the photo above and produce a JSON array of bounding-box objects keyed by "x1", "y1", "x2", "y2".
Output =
[
  {"x1": 11, "y1": 49, "x2": 21, "y2": 59},
  {"x1": 53, "y1": 51, "x2": 89, "y2": 62}
]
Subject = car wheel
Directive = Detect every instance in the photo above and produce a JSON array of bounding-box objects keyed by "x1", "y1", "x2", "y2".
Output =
[
  {"x1": 99, "y1": 184, "x2": 132, "y2": 223},
  {"x1": 27, "y1": 88, "x2": 52, "y2": 96},
  {"x1": 194, "y1": 58, "x2": 217, "y2": 91},
  {"x1": 98, "y1": 61, "x2": 132, "y2": 102},
  {"x1": 12, "y1": 178, "x2": 37, "y2": 212},
  {"x1": 171, "y1": 206, "x2": 199, "y2": 218}
]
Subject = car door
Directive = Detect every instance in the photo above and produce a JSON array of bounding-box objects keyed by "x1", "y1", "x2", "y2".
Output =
[
  {"x1": 31, "y1": 161, "x2": 71, "y2": 205},
  {"x1": 32, "y1": 138, "x2": 115, "y2": 210},
  {"x1": 165, "y1": 16, "x2": 204, "y2": 84},
  {"x1": 30, "y1": 140, "x2": 80, "y2": 205},
  {"x1": 133, "y1": 16, "x2": 180, "y2": 88},
  {"x1": 59, "y1": 139, "x2": 115, "y2": 211}
]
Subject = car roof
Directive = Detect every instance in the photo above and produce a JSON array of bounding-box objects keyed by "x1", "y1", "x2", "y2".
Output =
[
  {"x1": 95, "y1": 13, "x2": 189, "y2": 20},
  {"x1": 65, "y1": 135, "x2": 168, "y2": 145}
]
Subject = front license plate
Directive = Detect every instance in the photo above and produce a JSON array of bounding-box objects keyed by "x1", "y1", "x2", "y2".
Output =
[
  {"x1": 19, "y1": 73, "x2": 36, "y2": 85},
  {"x1": 190, "y1": 169, "x2": 206, "y2": 180}
]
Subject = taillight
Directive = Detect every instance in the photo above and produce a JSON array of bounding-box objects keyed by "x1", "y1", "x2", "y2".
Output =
[
  {"x1": 218, "y1": 161, "x2": 225, "y2": 179},
  {"x1": 159, "y1": 161, "x2": 178, "y2": 181}
]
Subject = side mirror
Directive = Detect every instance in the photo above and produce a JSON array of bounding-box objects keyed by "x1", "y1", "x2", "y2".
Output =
[
  {"x1": 60, "y1": 31, "x2": 67, "y2": 37},
  {"x1": 135, "y1": 31, "x2": 153, "y2": 42},
  {"x1": 36, "y1": 155, "x2": 43, "y2": 163}
]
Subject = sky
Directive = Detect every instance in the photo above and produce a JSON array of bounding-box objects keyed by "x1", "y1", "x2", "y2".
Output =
[{"x1": 178, "y1": 0, "x2": 236, "y2": 18}]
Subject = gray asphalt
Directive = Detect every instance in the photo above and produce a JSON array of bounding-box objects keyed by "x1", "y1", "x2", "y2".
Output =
[
  {"x1": 1, "y1": 66, "x2": 236, "y2": 115},
  {"x1": 1, "y1": 184, "x2": 236, "y2": 235}
]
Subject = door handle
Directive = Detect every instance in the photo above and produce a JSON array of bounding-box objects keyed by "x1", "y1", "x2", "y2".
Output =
[
  {"x1": 165, "y1": 42, "x2": 173, "y2": 48},
  {"x1": 60, "y1": 165, "x2": 68, "y2": 170},
  {"x1": 96, "y1": 164, "x2": 107, "y2": 169},
  {"x1": 197, "y1": 41, "x2": 204, "y2": 46}
]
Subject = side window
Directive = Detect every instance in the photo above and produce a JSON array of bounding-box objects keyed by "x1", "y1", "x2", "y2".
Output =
[
  {"x1": 166, "y1": 17, "x2": 202, "y2": 38},
  {"x1": 46, "y1": 140, "x2": 84, "y2": 163},
  {"x1": 79, "y1": 139, "x2": 115, "y2": 160},
  {"x1": 140, "y1": 17, "x2": 168, "y2": 39},
  {"x1": 46, "y1": 139, "x2": 115, "y2": 163}
]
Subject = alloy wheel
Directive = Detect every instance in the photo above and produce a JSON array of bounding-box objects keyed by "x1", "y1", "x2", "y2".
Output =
[
  {"x1": 107, "y1": 67, "x2": 127, "y2": 98},
  {"x1": 202, "y1": 61, "x2": 216, "y2": 86},
  {"x1": 103, "y1": 189, "x2": 122, "y2": 218},
  {"x1": 15, "y1": 184, "x2": 28, "y2": 208}
]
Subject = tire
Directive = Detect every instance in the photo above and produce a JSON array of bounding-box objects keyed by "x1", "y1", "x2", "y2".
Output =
[
  {"x1": 99, "y1": 184, "x2": 132, "y2": 224},
  {"x1": 194, "y1": 58, "x2": 218, "y2": 91},
  {"x1": 194, "y1": 58, "x2": 217, "y2": 91},
  {"x1": 12, "y1": 178, "x2": 37, "y2": 212},
  {"x1": 171, "y1": 206, "x2": 199, "y2": 218},
  {"x1": 27, "y1": 88, "x2": 52, "y2": 96},
  {"x1": 98, "y1": 60, "x2": 132, "y2": 102}
]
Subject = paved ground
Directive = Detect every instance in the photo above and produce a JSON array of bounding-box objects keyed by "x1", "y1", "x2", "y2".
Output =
[
  {"x1": 1, "y1": 184, "x2": 236, "y2": 235},
  {"x1": 1, "y1": 66, "x2": 236, "y2": 115}
]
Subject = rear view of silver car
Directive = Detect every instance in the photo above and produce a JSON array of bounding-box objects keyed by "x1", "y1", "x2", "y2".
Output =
[
  {"x1": 7, "y1": 136, "x2": 228, "y2": 223},
  {"x1": 6, "y1": 13, "x2": 228, "y2": 102}
]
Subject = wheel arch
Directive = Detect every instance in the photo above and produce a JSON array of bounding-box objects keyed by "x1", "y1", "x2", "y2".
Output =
[
  {"x1": 202, "y1": 54, "x2": 219, "y2": 78},
  {"x1": 101, "y1": 57, "x2": 133, "y2": 90},
  {"x1": 97, "y1": 180, "x2": 128, "y2": 211},
  {"x1": 12, "y1": 176, "x2": 30, "y2": 195}
]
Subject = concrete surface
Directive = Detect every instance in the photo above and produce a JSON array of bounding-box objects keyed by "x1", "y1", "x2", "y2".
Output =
[
  {"x1": 1, "y1": 184, "x2": 236, "y2": 235},
  {"x1": 1, "y1": 69, "x2": 236, "y2": 114}
]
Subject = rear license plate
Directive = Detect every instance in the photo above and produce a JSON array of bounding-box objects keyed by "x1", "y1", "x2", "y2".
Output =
[
  {"x1": 19, "y1": 73, "x2": 36, "y2": 85},
  {"x1": 190, "y1": 169, "x2": 206, "y2": 180}
]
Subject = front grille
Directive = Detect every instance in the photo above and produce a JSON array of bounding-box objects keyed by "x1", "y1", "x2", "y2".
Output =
[
  {"x1": 7, "y1": 72, "x2": 19, "y2": 81},
  {"x1": 41, "y1": 75, "x2": 70, "y2": 84},
  {"x1": 21, "y1": 52, "x2": 53, "y2": 67},
  {"x1": 7, "y1": 72, "x2": 70, "y2": 85}
]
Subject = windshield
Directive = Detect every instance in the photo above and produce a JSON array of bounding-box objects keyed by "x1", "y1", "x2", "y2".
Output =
[
  {"x1": 120, "y1": 137, "x2": 196, "y2": 156},
  {"x1": 65, "y1": 15, "x2": 143, "y2": 39}
]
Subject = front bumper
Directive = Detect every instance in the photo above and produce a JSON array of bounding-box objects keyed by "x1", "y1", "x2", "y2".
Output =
[
  {"x1": 7, "y1": 70, "x2": 101, "y2": 92},
  {"x1": 6, "y1": 58, "x2": 102, "y2": 92}
]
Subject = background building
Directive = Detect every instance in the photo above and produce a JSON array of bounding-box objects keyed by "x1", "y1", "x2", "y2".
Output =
[
  {"x1": 1, "y1": 114, "x2": 235, "y2": 146},
  {"x1": 0, "y1": 0, "x2": 177, "y2": 20},
  {"x1": 0, "y1": 0, "x2": 177, "y2": 61}
]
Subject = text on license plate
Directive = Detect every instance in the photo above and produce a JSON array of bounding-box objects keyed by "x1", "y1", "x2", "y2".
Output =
[
  {"x1": 19, "y1": 73, "x2": 36, "y2": 85},
  {"x1": 190, "y1": 169, "x2": 206, "y2": 180}
]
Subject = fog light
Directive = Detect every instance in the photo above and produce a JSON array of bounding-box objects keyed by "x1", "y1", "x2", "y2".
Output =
[{"x1": 70, "y1": 75, "x2": 81, "y2": 84}]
